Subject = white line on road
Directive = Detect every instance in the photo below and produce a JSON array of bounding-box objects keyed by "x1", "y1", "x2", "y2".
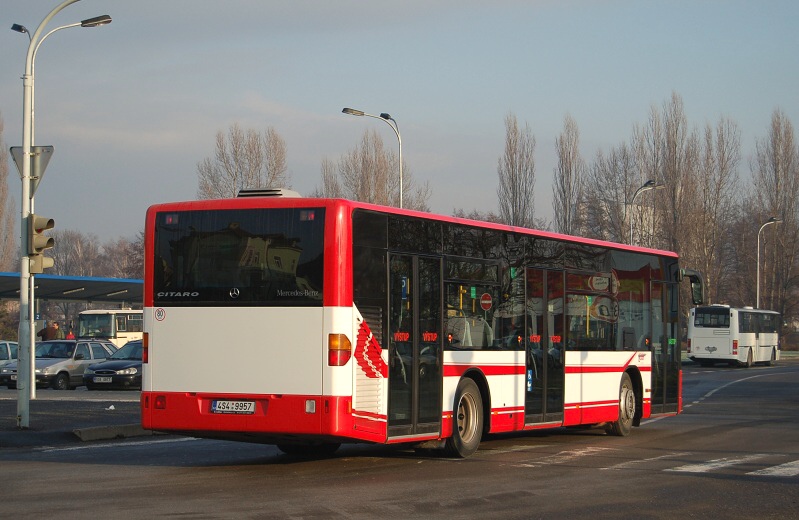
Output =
[
  {"x1": 665, "y1": 454, "x2": 769, "y2": 473},
  {"x1": 748, "y1": 460, "x2": 799, "y2": 477},
  {"x1": 39, "y1": 436, "x2": 197, "y2": 453},
  {"x1": 600, "y1": 452, "x2": 692, "y2": 471}
]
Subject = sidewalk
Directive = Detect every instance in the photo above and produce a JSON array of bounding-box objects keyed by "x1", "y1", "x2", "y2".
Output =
[{"x1": 0, "y1": 392, "x2": 150, "y2": 448}]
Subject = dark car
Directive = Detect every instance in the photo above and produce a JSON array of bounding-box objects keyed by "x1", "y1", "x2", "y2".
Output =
[{"x1": 83, "y1": 340, "x2": 142, "y2": 390}]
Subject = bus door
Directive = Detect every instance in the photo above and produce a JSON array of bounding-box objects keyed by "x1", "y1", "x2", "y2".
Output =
[
  {"x1": 650, "y1": 281, "x2": 680, "y2": 414},
  {"x1": 387, "y1": 255, "x2": 443, "y2": 438},
  {"x1": 524, "y1": 268, "x2": 565, "y2": 424}
]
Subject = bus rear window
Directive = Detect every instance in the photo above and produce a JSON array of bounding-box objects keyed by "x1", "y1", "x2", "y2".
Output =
[
  {"x1": 693, "y1": 308, "x2": 730, "y2": 328},
  {"x1": 153, "y1": 208, "x2": 325, "y2": 306}
]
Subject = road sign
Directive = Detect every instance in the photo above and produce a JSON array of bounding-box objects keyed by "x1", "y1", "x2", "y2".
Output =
[
  {"x1": 10, "y1": 145, "x2": 54, "y2": 196},
  {"x1": 480, "y1": 292, "x2": 493, "y2": 311}
]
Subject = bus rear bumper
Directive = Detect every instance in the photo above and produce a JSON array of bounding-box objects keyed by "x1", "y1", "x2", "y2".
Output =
[{"x1": 141, "y1": 391, "x2": 357, "y2": 442}]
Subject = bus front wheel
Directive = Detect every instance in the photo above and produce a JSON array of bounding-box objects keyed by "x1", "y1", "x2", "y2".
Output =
[
  {"x1": 445, "y1": 378, "x2": 483, "y2": 458},
  {"x1": 606, "y1": 372, "x2": 635, "y2": 437}
]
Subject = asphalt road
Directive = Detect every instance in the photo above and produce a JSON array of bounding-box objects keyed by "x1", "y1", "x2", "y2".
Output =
[{"x1": 1, "y1": 359, "x2": 798, "y2": 519}]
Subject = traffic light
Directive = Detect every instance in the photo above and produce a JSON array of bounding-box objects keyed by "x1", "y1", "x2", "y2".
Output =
[{"x1": 28, "y1": 213, "x2": 55, "y2": 274}]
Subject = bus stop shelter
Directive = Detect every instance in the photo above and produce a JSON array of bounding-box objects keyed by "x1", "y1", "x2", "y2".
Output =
[{"x1": 0, "y1": 272, "x2": 143, "y2": 305}]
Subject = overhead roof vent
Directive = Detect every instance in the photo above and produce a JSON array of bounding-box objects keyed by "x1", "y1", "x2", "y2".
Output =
[{"x1": 237, "y1": 188, "x2": 302, "y2": 198}]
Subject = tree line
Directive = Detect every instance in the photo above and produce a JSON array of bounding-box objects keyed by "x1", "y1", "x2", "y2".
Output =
[{"x1": 1, "y1": 91, "x2": 797, "y2": 336}]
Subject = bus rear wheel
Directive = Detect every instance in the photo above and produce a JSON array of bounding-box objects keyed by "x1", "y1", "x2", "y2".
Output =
[
  {"x1": 744, "y1": 349, "x2": 753, "y2": 368},
  {"x1": 445, "y1": 378, "x2": 483, "y2": 458},
  {"x1": 606, "y1": 372, "x2": 635, "y2": 437},
  {"x1": 766, "y1": 348, "x2": 777, "y2": 367}
]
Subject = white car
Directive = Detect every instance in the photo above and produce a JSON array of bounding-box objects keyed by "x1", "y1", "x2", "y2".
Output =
[
  {"x1": 0, "y1": 340, "x2": 117, "y2": 390},
  {"x1": 0, "y1": 340, "x2": 18, "y2": 369}
]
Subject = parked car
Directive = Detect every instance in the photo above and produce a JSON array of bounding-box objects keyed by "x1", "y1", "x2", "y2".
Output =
[
  {"x1": 0, "y1": 340, "x2": 18, "y2": 369},
  {"x1": 84, "y1": 340, "x2": 142, "y2": 390},
  {"x1": 0, "y1": 340, "x2": 117, "y2": 390}
]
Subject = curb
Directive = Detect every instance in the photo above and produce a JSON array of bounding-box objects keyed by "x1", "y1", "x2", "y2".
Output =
[{"x1": 72, "y1": 423, "x2": 154, "y2": 442}]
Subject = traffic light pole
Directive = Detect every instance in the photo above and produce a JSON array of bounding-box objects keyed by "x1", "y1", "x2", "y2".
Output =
[
  {"x1": 17, "y1": 26, "x2": 36, "y2": 429},
  {"x1": 16, "y1": 0, "x2": 82, "y2": 429}
]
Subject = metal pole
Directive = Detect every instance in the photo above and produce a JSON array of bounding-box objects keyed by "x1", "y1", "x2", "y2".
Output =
[
  {"x1": 629, "y1": 184, "x2": 653, "y2": 246},
  {"x1": 757, "y1": 217, "x2": 782, "y2": 309},
  {"x1": 17, "y1": 0, "x2": 82, "y2": 429},
  {"x1": 379, "y1": 114, "x2": 402, "y2": 209},
  {"x1": 342, "y1": 108, "x2": 403, "y2": 209}
]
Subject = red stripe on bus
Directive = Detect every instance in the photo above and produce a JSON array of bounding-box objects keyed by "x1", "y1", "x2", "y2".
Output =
[{"x1": 443, "y1": 364, "x2": 526, "y2": 377}]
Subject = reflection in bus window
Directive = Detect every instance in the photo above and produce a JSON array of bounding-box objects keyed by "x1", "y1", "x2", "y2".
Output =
[{"x1": 444, "y1": 284, "x2": 496, "y2": 349}]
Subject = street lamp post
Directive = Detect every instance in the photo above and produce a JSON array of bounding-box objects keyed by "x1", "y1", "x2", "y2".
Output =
[
  {"x1": 342, "y1": 107, "x2": 403, "y2": 209},
  {"x1": 628, "y1": 179, "x2": 664, "y2": 245},
  {"x1": 757, "y1": 216, "x2": 782, "y2": 309},
  {"x1": 13, "y1": 0, "x2": 111, "y2": 428}
]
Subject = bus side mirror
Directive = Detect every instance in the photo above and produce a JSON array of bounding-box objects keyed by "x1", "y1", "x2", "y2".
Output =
[{"x1": 679, "y1": 268, "x2": 705, "y2": 306}]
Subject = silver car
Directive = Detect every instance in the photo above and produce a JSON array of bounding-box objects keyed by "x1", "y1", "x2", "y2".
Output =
[
  {"x1": 0, "y1": 340, "x2": 18, "y2": 369},
  {"x1": 0, "y1": 340, "x2": 117, "y2": 390}
]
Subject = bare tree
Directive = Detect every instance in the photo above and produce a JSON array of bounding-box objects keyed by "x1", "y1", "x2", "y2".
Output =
[
  {"x1": 103, "y1": 234, "x2": 144, "y2": 279},
  {"x1": 751, "y1": 109, "x2": 799, "y2": 317},
  {"x1": 452, "y1": 208, "x2": 503, "y2": 224},
  {"x1": 317, "y1": 129, "x2": 430, "y2": 211},
  {"x1": 553, "y1": 114, "x2": 585, "y2": 235},
  {"x1": 50, "y1": 230, "x2": 102, "y2": 278},
  {"x1": 687, "y1": 118, "x2": 741, "y2": 303},
  {"x1": 0, "y1": 114, "x2": 16, "y2": 271},
  {"x1": 197, "y1": 123, "x2": 289, "y2": 199},
  {"x1": 497, "y1": 113, "x2": 536, "y2": 228},
  {"x1": 583, "y1": 143, "x2": 637, "y2": 242},
  {"x1": 633, "y1": 93, "x2": 700, "y2": 250}
]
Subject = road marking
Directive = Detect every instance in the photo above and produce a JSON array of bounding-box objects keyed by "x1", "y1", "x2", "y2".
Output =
[
  {"x1": 748, "y1": 460, "x2": 799, "y2": 477},
  {"x1": 684, "y1": 369, "x2": 798, "y2": 409},
  {"x1": 510, "y1": 446, "x2": 615, "y2": 468},
  {"x1": 478, "y1": 444, "x2": 552, "y2": 456},
  {"x1": 601, "y1": 452, "x2": 691, "y2": 471},
  {"x1": 38, "y1": 436, "x2": 197, "y2": 453},
  {"x1": 665, "y1": 454, "x2": 768, "y2": 473}
]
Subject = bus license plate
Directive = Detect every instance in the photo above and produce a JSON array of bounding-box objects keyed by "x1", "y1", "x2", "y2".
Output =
[
  {"x1": 211, "y1": 400, "x2": 256, "y2": 414},
  {"x1": 93, "y1": 377, "x2": 113, "y2": 383}
]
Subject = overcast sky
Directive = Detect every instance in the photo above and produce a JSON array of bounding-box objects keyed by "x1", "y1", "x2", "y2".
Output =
[{"x1": 2, "y1": 0, "x2": 798, "y2": 241}]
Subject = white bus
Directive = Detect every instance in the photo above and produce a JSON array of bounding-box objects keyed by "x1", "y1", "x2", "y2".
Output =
[
  {"x1": 78, "y1": 309, "x2": 143, "y2": 348},
  {"x1": 687, "y1": 305, "x2": 780, "y2": 367}
]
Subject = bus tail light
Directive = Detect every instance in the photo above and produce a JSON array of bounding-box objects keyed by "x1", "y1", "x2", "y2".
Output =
[
  {"x1": 732, "y1": 339, "x2": 738, "y2": 355},
  {"x1": 143, "y1": 332, "x2": 149, "y2": 363},
  {"x1": 687, "y1": 338, "x2": 691, "y2": 353},
  {"x1": 328, "y1": 334, "x2": 352, "y2": 366}
]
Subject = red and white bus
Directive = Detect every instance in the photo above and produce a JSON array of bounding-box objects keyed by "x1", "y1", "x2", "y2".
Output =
[{"x1": 141, "y1": 192, "x2": 704, "y2": 457}]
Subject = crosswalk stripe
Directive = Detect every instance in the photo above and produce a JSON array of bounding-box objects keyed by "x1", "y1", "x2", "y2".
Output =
[
  {"x1": 665, "y1": 454, "x2": 768, "y2": 473},
  {"x1": 748, "y1": 460, "x2": 799, "y2": 477},
  {"x1": 601, "y1": 452, "x2": 691, "y2": 471}
]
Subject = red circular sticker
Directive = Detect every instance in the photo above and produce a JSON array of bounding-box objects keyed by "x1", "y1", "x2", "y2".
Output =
[{"x1": 480, "y1": 293, "x2": 493, "y2": 311}]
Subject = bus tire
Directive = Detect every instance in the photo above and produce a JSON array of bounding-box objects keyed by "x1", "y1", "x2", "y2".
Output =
[
  {"x1": 766, "y1": 348, "x2": 777, "y2": 367},
  {"x1": 606, "y1": 372, "x2": 635, "y2": 437},
  {"x1": 445, "y1": 378, "x2": 483, "y2": 458}
]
